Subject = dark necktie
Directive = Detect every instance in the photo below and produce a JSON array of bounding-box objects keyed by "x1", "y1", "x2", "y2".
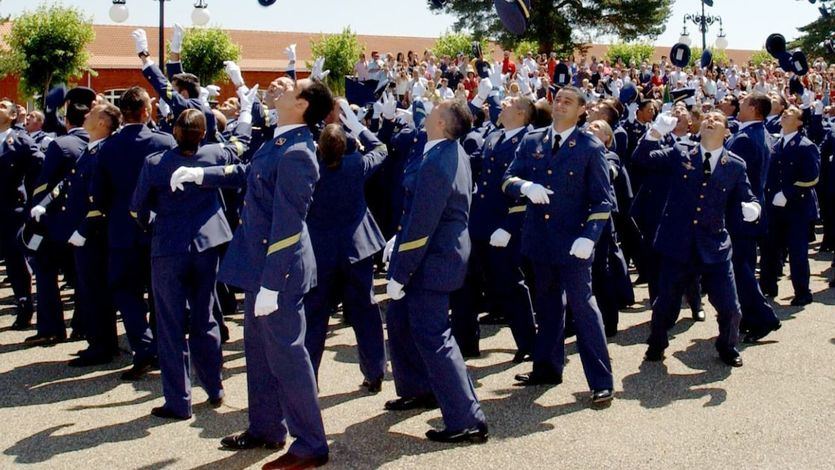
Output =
[
  {"x1": 552, "y1": 134, "x2": 562, "y2": 154},
  {"x1": 494, "y1": 130, "x2": 505, "y2": 148},
  {"x1": 703, "y1": 152, "x2": 712, "y2": 179}
]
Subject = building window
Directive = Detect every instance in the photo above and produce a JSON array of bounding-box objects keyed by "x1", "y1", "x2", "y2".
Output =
[{"x1": 103, "y1": 89, "x2": 127, "y2": 106}]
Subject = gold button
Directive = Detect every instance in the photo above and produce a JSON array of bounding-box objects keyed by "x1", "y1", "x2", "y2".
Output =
[
  {"x1": 696, "y1": 207, "x2": 702, "y2": 212},
  {"x1": 569, "y1": 171, "x2": 574, "y2": 176},
  {"x1": 487, "y1": 169, "x2": 492, "y2": 174},
  {"x1": 547, "y1": 170, "x2": 552, "y2": 175},
  {"x1": 693, "y1": 220, "x2": 698, "y2": 224},
  {"x1": 480, "y1": 194, "x2": 485, "y2": 198},
  {"x1": 397, "y1": 225, "x2": 402, "y2": 231},
  {"x1": 683, "y1": 175, "x2": 687, "y2": 179},
  {"x1": 262, "y1": 239, "x2": 267, "y2": 244},
  {"x1": 490, "y1": 157, "x2": 495, "y2": 161},
  {"x1": 700, "y1": 195, "x2": 704, "y2": 199},
  {"x1": 532, "y1": 167, "x2": 536, "y2": 171},
  {"x1": 544, "y1": 214, "x2": 550, "y2": 220},
  {"x1": 285, "y1": 274, "x2": 290, "y2": 279},
  {"x1": 239, "y1": 218, "x2": 243, "y2": 225},
  {"x1": 61, "y1": 206, "x2": 66, "y2": 211},
  {"x1": 702, "y1": 182, "x2": 707, "y2": 187},
  {"x1": 71, "y1": 169, "x2": 76, "y2": 174}
]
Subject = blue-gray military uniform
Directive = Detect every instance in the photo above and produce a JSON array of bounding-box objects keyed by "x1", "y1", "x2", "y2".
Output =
[
  {"x1": 142, "y1": 62, "x2": 218, "y2": 143},
  {"x1": 304, "y1": 130, "x2": 387, "y2": 385},
  {"x1": 200, "y1": 125, "x2": 328, "y2": 459},
  {"x1": 129, "y1": 123, "x2": 250, "y2": 418},
  {"x1": 502, "y1": 126, "x2": 614, "y2": 391},
  {"x1": 451, "y1": 126, "x2": 535, "y2": 357},
  {"x1": 387, "y1": 138, "x2": 486, "y2": 432},
  {"x1": 632, "y1": 138, "x2": 757, "y2": 359}
]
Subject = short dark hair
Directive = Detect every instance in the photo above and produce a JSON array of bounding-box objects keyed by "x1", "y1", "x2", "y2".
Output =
[
  {"x1": 173, "y1": 108, "x2": 206, "y2": 155},
  {"x1": 746, "y1": 93, "x2": 772, "y2": 120},
  {"x1": 97, "y1": 103, "x2": 122, "y2": 133},
  {"x1": 596, "y1": 102, "x2": 619, "y2": 128},
  {"x1": 723, "y1": 95, "x2": 740, "y2": 116},
  {"x1": 318, "y1": 123, "x2": 347, "y2": 168},
  {"x1": 443, "y1": 100, "x2": 473, "y2": 140},
  {"x1": 120, "y1": 86, "x2": 151, "y2": 123},
  {"x1": 298, "y1": 79, "x2": 335, "y2": 129},
  {"x1": 66, "y1": 102, "x2": 89, "y2": 127},
  {"x1": 172, "y1": 73, "x2": 200, "y2": 98},
  {"x1": 532, "y1": 100, "x2": 553, "y2": 128}
]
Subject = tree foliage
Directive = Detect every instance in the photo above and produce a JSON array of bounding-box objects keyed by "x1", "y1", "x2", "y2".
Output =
[
  {"x1": 310, "y1": 27, "x2": 365, "y2": 96},
  {"x1": 432, "y1": 31, "x2": 488, "y2": 58},
  {"x1": 790, "y1": 12, "x2": 835, "y2": 62},
  {"x1": 0, "y1": 3, "x2": 94, "y2": 99},
  {"x1": 604, "y1": 42, "x2": 655, "y2": 66},
  {"x1": 428, "y1": 0, "x2": 672, "y2": 56},
  {"x1": 513, "y1": 39, "x2": 541, "y2": 60},
  {"x1": 749, "y1": 49, "x2": 774, "y2": 67},
  {"x1": 180, "y1": 27, "x2": 241, "y2": 86}
]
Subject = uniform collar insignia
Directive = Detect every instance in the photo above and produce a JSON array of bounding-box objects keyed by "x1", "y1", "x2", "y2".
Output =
[
  {"x1": 511, "y1": 136, "x2": 518, "y2": 144},
  {"x1": 690, "y1": 147, "x2": 699, "y2": 155},
  {"x1": 543, "y1": 135, "x2": 550, "y2": 143},
  {"x1": 682, "y1": 160, "x2": 695, "y2": 170},
  {"x1": 568, "y1": 140, "x2": 576, "y2": 148},
  {"x1": 6, "y1": 136, "x2": 13, "y2": 146},
  {"x1": 275, "y1": 137, "x2": 286, "y2": 147},
  {"x1": 720, "y1": 152, "x2": 729, "y2": 165},
  {"x1": 533, "y1": 150, "x2": 544, "y2": 159}
]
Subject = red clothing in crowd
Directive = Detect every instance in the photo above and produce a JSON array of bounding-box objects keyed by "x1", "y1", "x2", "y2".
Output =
[
  {"x1": 548, "y1": 58, "x2": 557, "y2": 78},
  {"x1": 463, "y1": 76, "x2": 479, "y2": 100},
  {"x1": 502, "y1": 58, "x2": 517, "y2": 76}
]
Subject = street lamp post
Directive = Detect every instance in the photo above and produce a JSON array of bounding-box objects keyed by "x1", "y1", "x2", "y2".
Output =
[
  {"x1": 109, "y1": 0, "x2": 211, "y2": 66},
  {"x1": 682, "y1": 0, "x2": 723, "y2": 50}
]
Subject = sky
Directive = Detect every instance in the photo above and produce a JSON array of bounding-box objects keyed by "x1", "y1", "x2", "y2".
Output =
[{"x1": 0, "y1": 0, "x2": 825, "y2": 51}]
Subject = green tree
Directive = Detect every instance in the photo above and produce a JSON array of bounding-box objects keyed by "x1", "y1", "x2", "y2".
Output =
[
  {"x1": 429, "y1": 0, "x2": 672, "y2": 56},
  {"x1": 432, "y1": 31, "x2": 488, "y2": 59},
  {"x1": 310, "y1": 27, "x2": 365, "y2": 96},
  {"x1": 750, "y1": 49, "x2": 774, "y2": 67},
  {"x1": 604, "y1": 42, "x2": 655, "y2": 66},
  {"x1": 790, "y1": 11, "x2": 835, "y2": 62},
  {"x1": 513, "y1": 39, "x2": 541, "y2": 60},
  {"x1": 180, "y1": 27, "x2": 241, "y2": 86},
  {"x1": 0, "y1": 3, "x2": 94, "y2": 100}
]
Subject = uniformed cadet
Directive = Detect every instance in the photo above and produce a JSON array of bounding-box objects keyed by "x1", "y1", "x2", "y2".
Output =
[
  {"x1": 724, "y1": 93, "x2": 782, "y2": 342},
  {"x1": 33, "y1": 103, "x2": 121, "y2": 365},
  {"x1": 301, "y1": 103, "x2": 387, "y2": 393},
  {"x1": 384, "y1": 99, "x2": 488, "y2": 444},
  {"x1": 27, "y1": 87, "x2": 95, "y2": 344},
  {"x1": 635, "y1": 111, "x2": 761, "y2": 367},
  {"x1": 0, "y1": 99, "x2": 41, "y2": 330},
  {"x1": 89, "y1": 86, "x2": 175, "y2": 380},
  {"x1": 450, "y1": 96, "x2": 536, "y2": 361},
  {"x1": 24, "y1": 110, "x2": 55, "y2": 152},
  {"x1": 502, "y1": 86, "x2": 615, "y2": 405},
  {"x1": 133, "y1": 86, "x2": 255, "y2": 420},
  {"x1": 170, "y1": 76, "x2": 332, "y2": 469},
  {"x1": 718, "y1": 94, "x2": 741, "y2": 135},
  {"x1": 760, "y1": 105, "x2": 819, "y2": 306},
  {"x1": 765, "y1": 92, "x2": 787, "y2": 135}
]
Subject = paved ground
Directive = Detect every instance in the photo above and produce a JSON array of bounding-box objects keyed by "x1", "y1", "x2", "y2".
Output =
[{"x1": 0, "y1": 240, "x2": 833, "y2": 469}]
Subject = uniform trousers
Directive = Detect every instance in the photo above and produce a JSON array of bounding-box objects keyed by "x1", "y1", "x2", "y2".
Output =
[
  {"x1": 0, "y1": 212, "x2": 32, "y2": 304},
  {"x1": 760, "y1": 210, "x2": 812, "y2": 297},
  {"x1": 731, "y1": 236, "x2": 779, "y2": 331},
  {"x1": 31, "y1": 241, "x2": 67, "y2": 338},
  {"x1": 73, "y1": 237, "x2": 117, "y2": 355},
  {"x1": 109, "y1": 247, "x2": 156, "y2": 364}
]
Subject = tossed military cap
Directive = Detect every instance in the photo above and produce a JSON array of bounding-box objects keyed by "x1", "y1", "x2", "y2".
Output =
[
  {"x1": 766, "y1": 33, "x2": 787, "y2": 57},
  {"x1": 494, "y1": 0, "x2": 532, "y2": 36},
  {"x1": 789, "y1": 75, "x2": 804, "y2": 96},
  {"x1": 44, "y1": 85, "x2": 67, "y2": 112},
  {"x1": 412, "y1": 99, "x2": 428, "y2": 128},
  {"x1": 619, "y1": 82, "x2": 638, "y2": 105},
  {"x1": 471, "y1": 41, "x2": 483, "y2": 59},
  {"x1": 790, "y1": 50, "x2": 809, "y2": 76},
  {"x1": 431, "y1": 0, "x2": 446, "y2": 7},
  {"x1": 777, "y1": 51, "x2": 793, "y2": 72},
  {"x1": 65, "y1": 86, "x2": 96, "y2": 107},
  {"x1": 670, "y1": 87, "x2": 696, "y2": 106},
  {"x1": 700, "y1": 49, "x2": 713, "y2": 69},
  {"x1": 553, "y1": 63, "x2": 571, "y2": 87},
  {"x1": 825, "y1": 38, "x2": 835, "y2": 56},
  {"x1": 670, "y1": 43, "x2": 691, "y2": 68},
  {"x1": 258, "y1": 0, "x2": 277, "y2": 5}
]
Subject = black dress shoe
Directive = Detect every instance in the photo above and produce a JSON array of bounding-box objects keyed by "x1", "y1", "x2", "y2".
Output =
[
  {"x1": 221, "y1": 431, "x2": 285, "y2": 450},
  {"x1": 830, "y1": 278, "x2": 835, "y2": 288},
  {"x1": 383, "y1": 395, "x2": 438, "y2": 411},
  {"x1": 644, "y1": 347, "x2": 665, "y2": 362},
  {"x1": 591, "y1": 389, "x2": 614, "y2": 405},
  {"x1": 208, "y1": 395, "x2": 224, "y2": 408},
  {"x1": 460, "y1": 347, "x2": 481, "y2": 359},
  {"x1": 478, "y1": 313, "x2": 505, "y2": 325},
  {"x1": 790, "y1": 292, "x2": 813, "y2": 306},
  {"x1": 219, "y1": 324, "x2": 230, "y2": 344},
  {"x1": 426, "y1": 422, "x2": 489, "y2": 444},
  {"x1": 68, "y1": 354, "x2": 113, "y2": 367},
  {"x1": 151, "y1": 406, "x2": 191, "y2": 420},
  {"x1": 512, "y1": 351, "x2": 532, "y2": 363},
  {"x1": 719, "y1": 353, "x2": 743, "y2": 367},
  {"x1": 514, "y1": 371, "x2": 562, "y2": 386},
  {"x1": 361, "y1": 378, "x2": 382, "y2": 394},
  {"x1": 261, "y1": 452, "x2": 329, "y2": 469},
  {"x1": 743, "y1": 321, "x2": 782, "y2": 343},
  {"x1": 120, "y1": 358, "x2": 157, "y2": 381},
  {"x1": 10, "y1": 318, "x2": 32, "y2": 331},
  {"x1": 24, "y1": 334, "x2": 65, "y2": 345},
  {"x1": 692, "y1": 310, "x2": 706, "y2": 321},
  {"x1": 68, "y1": 330, "x2": 86, "y2": 342},
  {"x1": 761, "y1": 286, "x2": 778, "y2": 298}
]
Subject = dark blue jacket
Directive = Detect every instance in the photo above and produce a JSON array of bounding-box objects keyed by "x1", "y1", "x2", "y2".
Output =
[
  {"x1": 764, "y1": 114, "x2": 782, "y2": 135},
  {"x1": 503, "y1": 127, "x2": 614, "y2": 265},
  {"x1": 142, "y1": 62, "x2": 218, "y2": 143},
  {"x1": 388, "y1": 139, "x2": 472, "y2": 292},
  {"x1": 0, "y1": 128, "x2": 43, "y2": 215},
  {"x1": 765, "y1": 132, "x2": 820, "y2": 222},
  {"x1": 725, "y1": 121, "x2": 772, "y2": 238},
  {"x1": 633, "y1": 139, "x2": 756, "y2": 265},
  {"x1": 307, "y1": 130, "x2": 387, "y2": 268},
  {"x1": 202, "y1": 126, "x2": 319, "y2": 294},
  {"x1": 90, "y1": 124, "x2": 176, "y2": 249}
]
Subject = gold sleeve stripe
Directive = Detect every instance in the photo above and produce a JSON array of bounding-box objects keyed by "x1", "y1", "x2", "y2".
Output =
[
  {"x1": 587, "y1": 212, "x2": 610, "y2": 222},
  {"x1": 233, "y1": 141, "x2": 244, "y2": 156},
  {"x1": 86, "y1": 210, "x2": 103, "y2": 218},
  {"x1": 130, "y1": 211, "x2": 138, "y2": 219},
  {"x1": 267, "y1": 233, "x2": 301, "y2": 255},
  {"x1": 33, "y1": 184, "x2": 47, "y2": 196},
  {"x1": 224, "y1": 164, "x2": 236, "y2": 175},
  {"x1": 794, "y1": 178, "x2": 819, "y2": 188},
  {"x1": 501, "y1": 176, "x2": 522, "y2": 192},
  {"x1": 398, "y1": 236, "x2": 428, "y2": 252},
  {"x1": 508, "y1": 205, "x2": 526, "y2": 214},
  {"x1": 165, "y1": 84, "x2": 173, "y2": 101},
  {"x1": 516, "y1": 0, "x2": 530, "y2": 19}
]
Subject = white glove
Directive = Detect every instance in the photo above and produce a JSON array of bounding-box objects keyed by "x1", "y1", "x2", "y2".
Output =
[
  {"x1": 627, "y1": 103, "x2": 639, "y2": 123},
  {"x1": 30, "y1": 205, "x2": 46, "y2": 222},
  {"x1": 170, "y1": 23, "x2": 185, "y2": 54},
  {"x1": 131, "y1": 29, "x2": 149, "y2": 55},
  {"x1": 199, "y1": 87, "x2": 209, "y2": 105},
  {"x1": 395, "y1": 108, "x2": 414, "y2": 126},
  {"x1": 206, "y1": 84, "x2": 221, "y2": 99},
  {"x1": 312, "y1": 57, "x2": 330, "y2": 80},
  {"x1": 356, "y1": 106, "x2": 369, "y2": 123},
  {"x1": 489, "y1": 62, "x2": 505, "y2": 90},
  {"x1": 170, "y1": 166, "x2": 205, "y2": 192},
  {"x1": 741, "y1": 201, "x2": 761, "y2": 222},
  {"x1": 814, "y1": 100, "x2": 824, "y2": 115},
  {"x1": 520, "y1": 181, "x2": 553, "y2": 205},
  {"x1": 569, "y1": 237, "x2": 595, "y2": 260},
  {"x1": 383, "y1": 236, "x2": 396, "y2": 265},
  {"x1": 386, "y1": 279, "x2": 406, "y2": 300},
  {"x1": 237, "y1": 84, "x2": 258, "y2": 124},
  {"x1": 471, "y1": 78, "x2": 492, "y2": 107},
  {"x1": 380, "y1": 92, "x2": 397, "y2": 120},
  {"x1": 772, "y1": 191, "x2": 787, "y2": 207},
  {"x1": 68, "y1": 231, "x2": 86, "y2": 247},
  {"x1": 224, "y1": 61, "x2": 245, "y2": 88},
  {"x1": 284, "y1": 43, "x2": 297, "y2": 62},
  {"x1": 157, "y1": 100, "x2": 171, "y2": 117},
  {"x1": 254, "y1": 286, "x2": 279, "y2": 317},
  {"x1": 650, "y1": 113, "x2": 678, "y2": 136},
  {"x1": 489, "y1": 228, "x2": 511, "y2": 248},
  {"x1": 338, "y1": 98, "x2": 365, "y2": 137}
]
